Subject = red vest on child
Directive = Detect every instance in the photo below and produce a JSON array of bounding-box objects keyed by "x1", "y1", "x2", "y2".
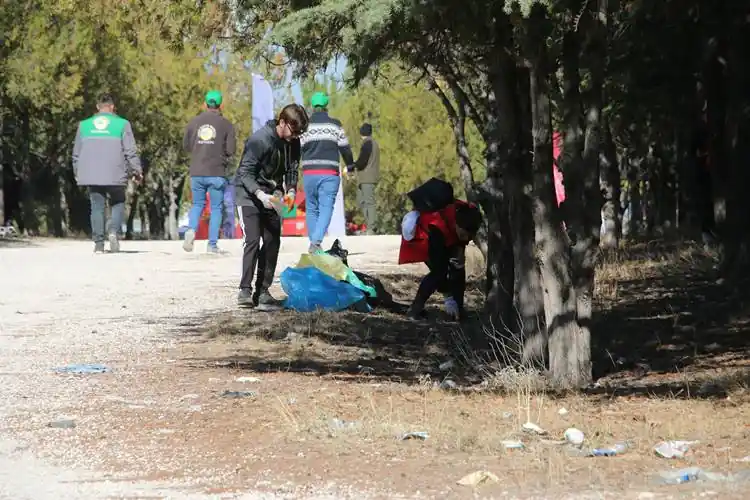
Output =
[{"x1": 398, "y1": 200, "x2": 471, "y2": 264}]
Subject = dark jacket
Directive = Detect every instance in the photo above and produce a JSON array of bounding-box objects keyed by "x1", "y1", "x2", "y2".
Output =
[
  {"x1": 350, "y1": 136, "x2": 380, "y2": 184},
  {"x1": 299, "y1": 111, "x2": 354, "y2": 176},
  {"x1": 72, "y1": 112, "x2": 142, "y2": 186},
  {"x1": 233, "y1": 120, "x2": 300, "y2": 206},
  {"x1": 183, "y1": 110, "x2": 236, "y2": 177}
]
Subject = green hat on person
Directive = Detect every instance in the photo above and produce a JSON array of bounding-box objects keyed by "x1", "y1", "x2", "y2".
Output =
[
  {"x1": 205, "y1": 90, "x2": 223, "y2": 108},
  {"x1": 310, "y1": 92, "x2": 329, "y2": 109}
]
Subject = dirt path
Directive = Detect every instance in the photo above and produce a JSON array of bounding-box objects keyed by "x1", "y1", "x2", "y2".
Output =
[
  {"x1": 1, "y1": 237, "x2": 748, "y2": 499},
  {"x1": 0, "y1": 236, "x2": 405, "y2": 499}
]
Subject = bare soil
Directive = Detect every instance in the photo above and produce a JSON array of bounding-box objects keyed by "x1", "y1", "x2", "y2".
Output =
[{"x1": 1, "y1": 237, "x2": 749, "y2": 499}]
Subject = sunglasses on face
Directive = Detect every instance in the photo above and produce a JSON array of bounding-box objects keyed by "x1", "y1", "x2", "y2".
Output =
[{"x1": 285, "y1": 122, "x2": 303, "y2": 138}]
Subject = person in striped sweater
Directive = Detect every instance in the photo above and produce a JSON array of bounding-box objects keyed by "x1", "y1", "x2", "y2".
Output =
[{"x1": 299, "y1": 92, "x2": 354, "y2": 254}]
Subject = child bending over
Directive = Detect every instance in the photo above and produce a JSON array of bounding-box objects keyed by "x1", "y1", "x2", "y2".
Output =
[{"x1": 399, "y1": 199, "x2": 483, "y2": 321}]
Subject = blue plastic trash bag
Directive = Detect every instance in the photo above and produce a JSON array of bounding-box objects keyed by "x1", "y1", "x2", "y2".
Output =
[{"x1": 280, "y1": 266, "x2": 366, "y2": 312}]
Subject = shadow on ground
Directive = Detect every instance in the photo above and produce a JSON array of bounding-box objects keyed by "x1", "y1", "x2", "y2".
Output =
[
  {"x1": 175, "y1": 273, "x2": 488, "y2": 385},
  {"x1": 0, "y1": 237, "x2": 36, "y2": 248},
  {"x1": 586, "y1": 241, "x2": 750, "y2": 399},
  {"x1": 175, "y1": 241, "x2": 750, "y2": 399}
]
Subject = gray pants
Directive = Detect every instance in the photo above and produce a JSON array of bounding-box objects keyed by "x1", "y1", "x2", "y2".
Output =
[
  {"x1": 356, "y1": 183, "x2": 377, "y2": 234},
  {"x1": 88, "y1": 186, "x2": 126, "y2": 243}
]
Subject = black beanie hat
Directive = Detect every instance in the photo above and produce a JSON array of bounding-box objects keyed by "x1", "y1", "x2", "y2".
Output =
[
  {"x1": 455, "y1": 203, "x2": 483, "y2": 234},
  {"x1": 359, "y1": 122, "x2": 372, "y2": 136}
]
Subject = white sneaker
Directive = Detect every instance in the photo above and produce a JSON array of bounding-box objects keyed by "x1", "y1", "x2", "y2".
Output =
[
  {"x1": 182, "y1": 229, "x2": 195, "y2": 252},
  {"x1": 108, "y1": 233, "x2": 120, "y2": 253}
]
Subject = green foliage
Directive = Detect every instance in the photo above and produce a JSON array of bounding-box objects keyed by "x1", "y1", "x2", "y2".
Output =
[
  {"x1": 0, "y1": 0, "x2": 252, "y2": 234},
  {"x1": 329, "y1": 65, "x2": 485, "y2": 232}
]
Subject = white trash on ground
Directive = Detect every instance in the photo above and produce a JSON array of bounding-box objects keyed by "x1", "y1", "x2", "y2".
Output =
[
  {"x1": 654, "y1": 440, "x2": 699, "y2": 459},
  {"x1": 457, "y1": 470, "x2": 500, "y2": 487},
  {"x1": 563, "y1": 428, "x2": 585, "y2": 446}
]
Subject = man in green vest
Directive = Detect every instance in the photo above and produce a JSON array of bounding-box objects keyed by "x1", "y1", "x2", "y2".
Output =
[
  {"x1": 72, "y1": 93, "x2": 142, "y2": 253},
  {"x1": 347, "y1": 122, "x2": 380, "y2": 234}
]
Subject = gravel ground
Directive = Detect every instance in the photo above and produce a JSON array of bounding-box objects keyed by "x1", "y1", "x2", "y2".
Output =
[
  {"x1": 0, "y1": 236, "x2": 404, "y2": 500},
  {"x1": 2, "y1": 237, "x2": 746, "y2": 500}
]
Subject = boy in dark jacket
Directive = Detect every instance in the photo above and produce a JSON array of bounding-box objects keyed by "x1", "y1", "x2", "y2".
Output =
[{"x1": 233, "y1": 104, "x2": 309, "y2": 308}]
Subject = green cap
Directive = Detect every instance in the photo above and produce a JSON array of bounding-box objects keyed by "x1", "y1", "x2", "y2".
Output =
[
  {"x1": 310, "y1": 92, "x2": 329, "y2": 109},
  {"x1": 205, "y1": 90, "x2": 223, "y2": 107}
]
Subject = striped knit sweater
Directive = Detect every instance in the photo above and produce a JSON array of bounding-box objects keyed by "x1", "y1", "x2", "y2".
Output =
[{"x1": 299, "y1": 111, "x2": 354, "y2": 175}]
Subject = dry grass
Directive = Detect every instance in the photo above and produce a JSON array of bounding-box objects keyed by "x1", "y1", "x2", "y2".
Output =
[
  {"x1": 34, "y1": 341, "x2": 749, "y2": 498},
  {"x1": 31, "y1": 240, "x2": 744, "y2": 497},
  {"x1": 595, "y1": 240, "x2": 718, "y2": 300}
]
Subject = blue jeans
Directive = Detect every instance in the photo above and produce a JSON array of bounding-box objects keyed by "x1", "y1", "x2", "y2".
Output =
[
  {"x1": 188, "y1": 176, "x2": 226, "y2": 247},
  {"x1": 303, "y1": 174, "x2": 340, "y2": 245}
]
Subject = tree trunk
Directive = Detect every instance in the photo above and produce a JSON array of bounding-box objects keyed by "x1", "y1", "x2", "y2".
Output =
[
  {"x1": 167, "y1": 175, "x2": 179, "y2": 240},
  {"x1": 644, "y1": 150, "x2": 657, "y2": 237},
  {"x1": 0, "y1": 115, "x2": 5, "y2": 225},
  {"x1": 569, "y1": 0, "x2": 605, "y2": 356},
  {"x1": 126, "y1": 187, "x2": 140, "y2": 239},
  {"x1": 148, "y1": 180, "x2": 166, "y2": 239},
  {"x1": 704, "y1": 42, "x2": 728, "y2": 247},
  {"x1": 483, "y1": 124, "x2": 516, "y2": 349},
  {"x1": 530, "y1": 32, "x2": 591, "y2": 389},
  {"x1": 490, "y1": 58, "x2": 547, "y2": 365},
  {"x1": 600, "y1": 118, "x2": 620, "y2": 247},
  {"x1": 18, "y1": 108, "x2": 38, "y2": 235},
  {"x1": 719, "y1": 9, "x2": 750, "y2": 278},
  {"x1": 556, "y1": 7, "x2": 600, "y2": 387},
  {"x1": 528, "y1": 30, "x2": 590, "y2": 389},
  {"x1": 627, "y1": 161, "x2": 642, "y2": 239},
  {"x1": 55, "y1": 167, "x2": 69, "y2": 237}
]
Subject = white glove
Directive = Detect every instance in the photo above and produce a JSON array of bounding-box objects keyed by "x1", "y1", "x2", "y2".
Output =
[
  {"x1": 444, "y1": 296, "x2": 459, "y2": 320},
  {"x1": 255, "y1": 190, "x2": 275, "y2": 210}
]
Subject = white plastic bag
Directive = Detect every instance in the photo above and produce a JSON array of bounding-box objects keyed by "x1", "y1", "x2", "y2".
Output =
[{"x1": 401, "y1": 210, "x2": 420, "y2": 241}]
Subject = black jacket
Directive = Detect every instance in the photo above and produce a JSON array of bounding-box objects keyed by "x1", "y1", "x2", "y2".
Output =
[
  {"x1": 183, "y1": 110, "x2": 236, "y2": 177},
  {"x1": 233, "y1": 120, "x2": 301, "y2": 206}
]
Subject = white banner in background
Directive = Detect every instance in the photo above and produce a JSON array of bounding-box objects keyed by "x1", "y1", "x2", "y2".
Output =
[
  {"x1": 251, "y1": 74, "x2": 274, "y2": 133},
  {"x1": 325, "y1": 167, "x2": 347, "y2": 245}
]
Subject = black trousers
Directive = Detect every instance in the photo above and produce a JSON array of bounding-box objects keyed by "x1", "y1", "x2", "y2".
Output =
[
  {"x1": 237, "y1": 203, "x2": 281, "y2": 293},
  {"x1": 413, "y1": 228, "x2": 467, "y2": 310}
]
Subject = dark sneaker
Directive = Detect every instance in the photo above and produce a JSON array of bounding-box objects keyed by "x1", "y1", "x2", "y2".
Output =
[
  {"x1": 108, "y1": 233, "x2": 120, "y2": 253},
  {"x1": 237, "y1": 288, "x2": 255, "y2": 307},
  {"x1": 406, "y1": 305, "x2": 428, "y2": 321},
  {"x1": 183, "y1": 229, "x2": 195, "y2": 252},
  {"x1": 255, "y1": 291, "x2": 284, "y2": 311},
  {"x1": 94, "y1": 242, "x2": 105, "y2": 254}
]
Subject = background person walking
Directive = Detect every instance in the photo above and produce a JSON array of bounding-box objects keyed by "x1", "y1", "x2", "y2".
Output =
[
  {"x1": 72, "y1": 93, "x2": 142, "y2": 253},
  {"x1": 299, "y1": 92, "x2": 354, "y2": 253},
  {"x1": 346, "y1": 122, "x2": 380, "y2": 235},
  {"x1": 182, "y1": 90, "x2": 236, "y2": 253}
]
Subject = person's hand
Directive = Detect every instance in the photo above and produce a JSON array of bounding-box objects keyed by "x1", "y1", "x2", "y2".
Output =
[
  {"x1": 132, "y1": 172, "x2": 143, "y2": 185},
  {"x1": 284, "y1": 189, "x2": 296, "y2": 208},
  {"x1": 255, "y1": 190, "x2": 275, "y2": 210},
  {"x1": 444, "y1": 296, "x2": 460, "y2": 321},
  {"x1": 271, "y1": 190, "x2": 285, "y2": 215}
]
